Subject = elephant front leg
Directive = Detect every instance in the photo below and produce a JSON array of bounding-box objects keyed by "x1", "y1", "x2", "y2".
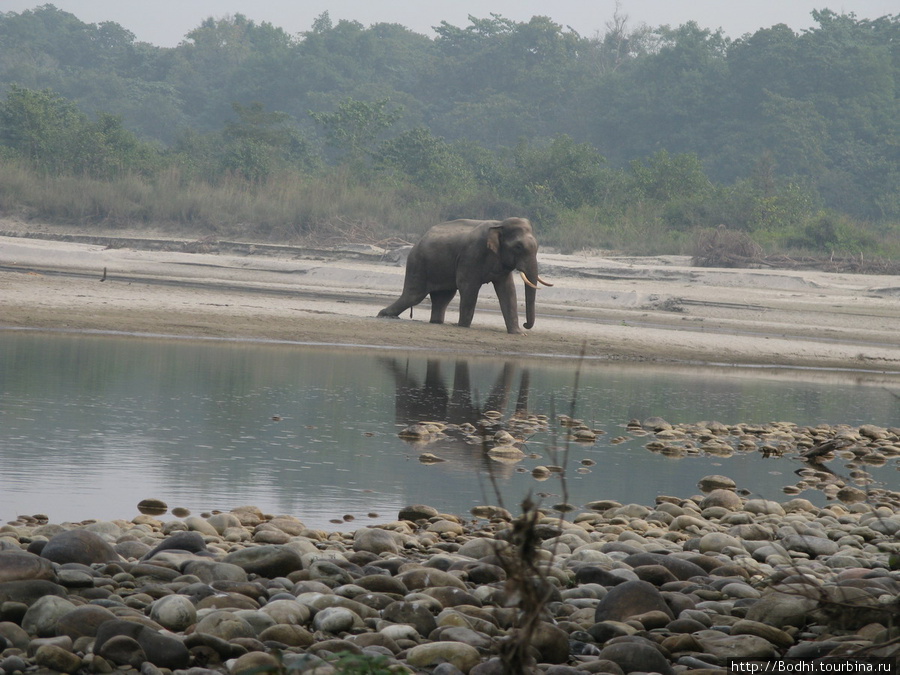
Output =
[
  {"x1": 429, "y1": 289, "x2": 456, "y2": 324},
  {"x1": 493, "y1": 276, "x2": 523, "y2": 334}
]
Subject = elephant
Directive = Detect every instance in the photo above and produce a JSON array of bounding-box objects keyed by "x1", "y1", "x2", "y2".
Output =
[{"x1": 377, "y1": 217, "x2": 551, "y2": 334}]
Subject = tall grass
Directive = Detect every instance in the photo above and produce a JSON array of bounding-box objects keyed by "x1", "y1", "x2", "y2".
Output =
[
  {"x1": 0, "y1": 161, "x2": 428, "y2": 242},
  {"x1": 1, "y1": 159, "x2": 897, "y2": 260},
  {"x1": 543, "y1": 203, "x2": 695, "y2": 255}
]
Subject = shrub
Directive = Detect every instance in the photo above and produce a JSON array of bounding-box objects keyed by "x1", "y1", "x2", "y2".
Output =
[{"x1": 692, "y1": 225, "x2": 762, "y2": 267}]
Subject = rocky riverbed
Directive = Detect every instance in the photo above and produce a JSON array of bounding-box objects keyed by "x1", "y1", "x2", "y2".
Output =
[
  {"x1": 3, "y1": 231, "x2": 900, "y2": 673},
  {"x1": 2, "y1": 421, "x2": 900, "y2": 675}
]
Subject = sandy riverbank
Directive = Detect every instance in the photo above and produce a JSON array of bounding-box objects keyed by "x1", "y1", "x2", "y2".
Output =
[{"x1": 1, "y1": 229, "x2": 899, "y2": 374}]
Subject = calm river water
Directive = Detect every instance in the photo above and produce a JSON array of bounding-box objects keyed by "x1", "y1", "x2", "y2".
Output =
[{"x1": 1, "y1": 331, "x2": 898, "y2": 529}]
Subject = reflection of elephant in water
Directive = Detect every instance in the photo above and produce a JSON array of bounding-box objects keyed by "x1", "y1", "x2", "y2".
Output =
[
  {"x1": 380, "y1": 357, "x2": 530, "y2": 428},
  {"x1": 377, "y1": 218, "x2": 551, "y2": 334},
  {"x1": 380, "y1": 358, "x2": 540, "y2": 480}
]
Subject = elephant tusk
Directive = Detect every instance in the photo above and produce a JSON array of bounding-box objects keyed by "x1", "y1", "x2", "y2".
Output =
[
  {"x1": 520, "y1": 271, "x2": 539, "y2": 289},
  {"x1": 538, "y1": 275, "x2": 553, "y2": 287}
]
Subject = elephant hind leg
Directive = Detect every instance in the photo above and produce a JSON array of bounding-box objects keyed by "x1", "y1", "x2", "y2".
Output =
[
  {"x1": 378, "y1": 290, "x2": 428, "y2": 318},
  {"x1": 456, "y1": 284, "x2": 481, "y2": 328},
  {"x1": 429, "y1": 289, "x2": 456, "y2": 324}
]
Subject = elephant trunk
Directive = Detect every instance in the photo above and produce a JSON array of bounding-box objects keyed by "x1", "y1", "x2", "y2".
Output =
[{"x1": 521, "y1": 261, "x2": 538, "y2": 330}]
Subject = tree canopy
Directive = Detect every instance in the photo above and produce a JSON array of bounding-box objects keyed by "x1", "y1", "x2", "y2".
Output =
[{"x1": 0, "y1": 4, "x2": 896, "y2": 251}]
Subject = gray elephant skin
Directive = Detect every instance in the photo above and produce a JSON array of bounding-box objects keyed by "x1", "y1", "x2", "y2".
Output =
[{"x1": 377, "y1": 217, "x2": 550, "y2": 334}]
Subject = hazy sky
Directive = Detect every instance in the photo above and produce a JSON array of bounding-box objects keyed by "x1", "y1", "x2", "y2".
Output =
[{"x1": 3, "y1": 1, "x2": 897, "y2": 46}]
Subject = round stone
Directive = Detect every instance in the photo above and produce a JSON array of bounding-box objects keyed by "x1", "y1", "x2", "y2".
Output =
[
  {"x1": 137, "y1": 498, "x2": 168, "y2": 515},
  {"x1": 398, "y1": 505, "x2": 439, "y2": 521},
  {"x1": 40, "y1": 530, "x2": 120, "y2": 566},
  {"x1": 353, "y1": 528, "x2": 400, "y2": 555},
  {"x1": 194, "y1": 610, "x2": 257, "y2": 640},
  {"x1": 149, "y1": 594, "x2": 197, "y2": 632},
  {"x1": 700, "y1": 488, "x2": 743, "y2": 510},
  {"x1": 698, "y1": 475, "x2": 736, "y2": 492},
  {"x1": 56, "y1": 605, "x2": 118, "y2": 640},
  {"x1": 33, "y1": 644, "x2": 82, "y2": 674},
  {"x1": 313, "y1": 606, "x2": 358, "y2": 633},
  {"x1": 229, "y1": 651, "x2": 281, "y2": 675},
  {"x1": 257, "y1": 624, "x2": 315, "y2": 647},
  {"x1": 0, "y1": 550, "x2": 57, "y2": 583},
  {"x1": 21, "y1": 595, "x2": 78, "y2": 638},
  {"x1": 406, "y1": 641, "x2": 481, "y2": 673}
]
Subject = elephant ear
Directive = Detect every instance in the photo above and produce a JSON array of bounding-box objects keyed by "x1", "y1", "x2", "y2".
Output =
[{"x1": 486, "y1": 226, "x2": 502, "y2": 254}]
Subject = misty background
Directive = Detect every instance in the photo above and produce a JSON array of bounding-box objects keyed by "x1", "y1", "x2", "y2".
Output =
[{"x1": 0, "y1": 3, "x2": 896, "y2": 260}]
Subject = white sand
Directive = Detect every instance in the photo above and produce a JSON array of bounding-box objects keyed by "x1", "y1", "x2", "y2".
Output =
[{"x1": 2, "y1": 231, "x2": 899, "y2": 376}]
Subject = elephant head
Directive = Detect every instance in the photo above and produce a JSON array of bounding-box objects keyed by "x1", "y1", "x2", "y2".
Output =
[{"x1": 486, "y1": 217, "x2": 551, "y2": 330}]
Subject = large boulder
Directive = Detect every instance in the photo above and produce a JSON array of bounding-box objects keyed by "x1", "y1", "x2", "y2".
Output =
[
  {"x1": 0, "y1": 550, "x2": 57, "y2": 583},
  {"x1": 94, "y1": 620, "x2": 190, "y2": 669},
  {"x1": 222, "y1": 545, "x2": 303, "y2": 578},
  {"x1": 41, "y1": 530, "x2": 120, "y2": 566},
  {"x1": 594, "y1": 580, "x2": 674, "y2": 623},
  {"x1": 621, "y1": 552, "x2": 708, "y2": 581}
]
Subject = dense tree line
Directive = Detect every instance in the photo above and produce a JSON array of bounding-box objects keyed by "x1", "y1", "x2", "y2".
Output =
[{"x1": 0, "y1": 4, "x2": 896, "y2": 255}]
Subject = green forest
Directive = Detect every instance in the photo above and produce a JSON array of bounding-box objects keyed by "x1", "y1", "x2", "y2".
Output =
[{"x1": 0, "y1": 4, "x2": 897, "y2": 259}]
